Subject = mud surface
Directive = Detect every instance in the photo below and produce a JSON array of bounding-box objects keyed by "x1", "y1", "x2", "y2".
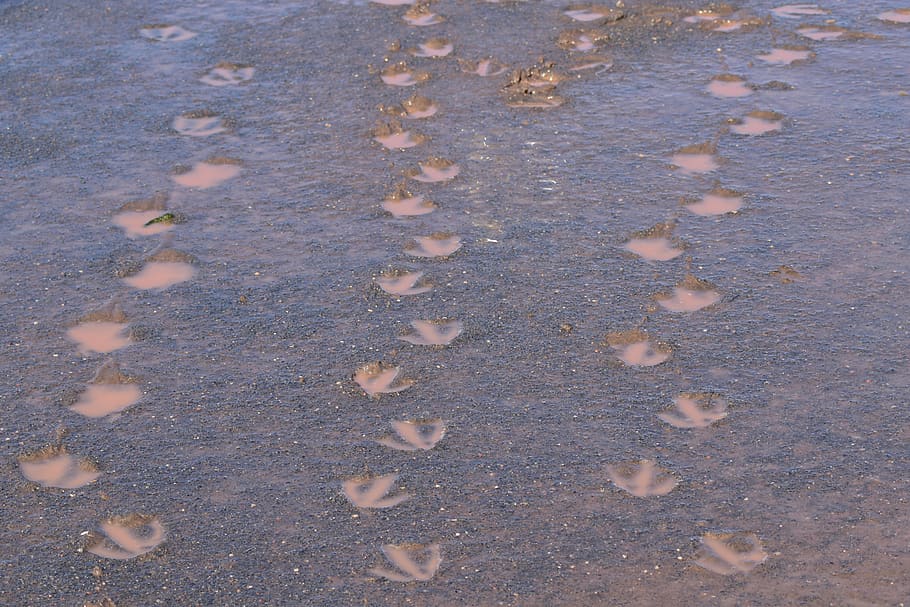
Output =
[{"x1": 1, "y1": 1, "x2": 908, "y2": 605}]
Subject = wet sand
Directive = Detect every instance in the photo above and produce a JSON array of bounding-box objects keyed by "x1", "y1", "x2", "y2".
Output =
[{"x1": 1, "y1": 0, "x2": 909, "y2": 605}]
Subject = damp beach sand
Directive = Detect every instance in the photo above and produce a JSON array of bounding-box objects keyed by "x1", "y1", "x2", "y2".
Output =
[{"x1": 1, "y1": 1, "x2": 908, "y2": 606}]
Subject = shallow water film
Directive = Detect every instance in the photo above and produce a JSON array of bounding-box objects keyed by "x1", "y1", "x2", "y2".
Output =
[{"x1": 2, "y1": 0, "x2": 909, "y2": 605}]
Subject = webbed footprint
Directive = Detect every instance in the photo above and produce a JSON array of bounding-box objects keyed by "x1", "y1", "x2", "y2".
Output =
[
  {"x1": 730, "y1": 110, "x2": 784, "y2": 135},
  {"x1": 459, "y1": 58, "x2": 509, "y2": 77},
  {"x1": 122, "y1": 248, "x2": 195, "y2": 291},
  {"x1": 70, "y1": 360, "x2": 141, "y2": 418},
  {"x1": 756, "y1": 46, "x2": 814, "y2": 65},
  {"x1": 399, "y1": 319, "x2": 462, "y2": 346},
  {"x1": 403, "y1": 3, "x2": 445, "y2": 26},
  {"x1": 343, "y1": 473, "x2": 410, "y2": 508},
  {"x1": 658, "y1": 393, "x2": 728, "y2": 428},
  {"x1": 407, "y1": 158, "x2": 459, "y2": 182},
  {"x1": 139, "y1": 24, "x2": 197, "y2": 42},
  {"x1": 707, "y1": 74, "x2": 753, "y2": 98},
  {"x1": 408, "y1": 38, "x2": 453, "y2": 58},
  {"x1": 383, "y1": 186, "x2": 436, "y2": 217},
  {"x1": 173, "y1": 110, "x2": 227, "y2": 137},
  {"x1": 372, "y1": 121, "x2": 426, "y2": 150},
  {"x1": 607, "y1": 330, "x2": 671, "y2": 367},
  {"x1": 354, "y1": 363, "x2": 414, "y2": 397},
  {"x1": 879, "y1": 8, "x2": 910, "y2": 23},
  {"x1": 85, "y1": 514, "x2": 166, "y2": 560},
  {"x1": 607, "y1": 460, "x2": 678, "y2": 497},
  {"x1": 376, "y1": 270, "x2": 432, "y2": 295},
  {"x1": 695, "y1": 532, "x2": 768, "y2": 575},
  {"x1": 113, "y1": 193, "x2": 177, "y2": 238},
  {"x1": 172, "y1": 157, "x2": 241, "y2": 189},
  {"x1": 381, "y1": 62, "x2": 430, "y2": 86},
  {"x1": 377, "y1": 419, "x2": 446, "y2": 451},
  {"x1": 671, "y1": 143, "x2": 720, "y2": 174},
  {"x1": 200, "y1": 62, "x2": 254, "y2": 86},
  {"x1": 68, "y1": 303, "x2": 130, "y2": 355},
  {"x1": 405, "y1": 233, "x2": 462, "y2": 258},
  {"x1": 654, "y1": 275, "x2": 720, "y2": 312},
  {"x1": 624, "y1": 222, "x2": 684, "y2": 261},
  {"x1": 18, "y1": 446, "x2": 100, "y2": 489},
  {"x1": 685, "y1": 188, "x2": 743, "y2": 216},
  {"x1": 771, "y1": 4, "x2": 829, "y2": 18},
  {"x1": 369, "y1": 543, "x2": 442, "y2": 582}
]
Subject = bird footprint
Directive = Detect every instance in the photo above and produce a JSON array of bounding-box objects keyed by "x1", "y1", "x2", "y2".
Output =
[
  {"x1": 85, "y1": 515, "x2": 166, "y2": 560},
  {"x1": 343, "y1": 473, "x2": 410, "y2": 508},
  {"x1": 399, "y1": 320, "x2": 463, "y2": 346},
  {"x1": 607, "y1": 460, "x2": 678, "y2": 497},
  {"x1": 695, "y1": 532, "x2": 768, "y2": 575},
  {"x1": 354, "y1": 363, "x2": 414, "y2": 397},
  {"x1": 18, "y1": 446, "x2": 100, "y2": 489},
  {"x1": 376, "y1": 270, "x2": 432, "y2": 295},
  {"x1": 200, "y1": 63, "x2": 254, "y2": 86},
  {"x1": 607, "y1": 330, "x2": 671, "y2": 367},
  {"x1": 658, "y1": 393, "x2": 728, "y2": 429},
  {"x1": 405, "y1": 233, "x2": 462, "y2": 258},
  {"x1": 377, "y1": 419, "x2": 446, "y2": 451},
  {"x1": 369, "y1": 543, "x2": 442, "y2": 582}
]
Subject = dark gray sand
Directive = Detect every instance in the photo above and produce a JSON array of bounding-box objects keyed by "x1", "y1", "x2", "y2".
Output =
[{"x1": 1, "y1": 0, "x2": 908, "y2": 605}]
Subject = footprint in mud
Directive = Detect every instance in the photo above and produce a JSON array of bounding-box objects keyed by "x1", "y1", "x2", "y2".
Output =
[
  {"x1": 405, "y1": 233, "x2": 462, "y2": 258},
  {"x1": 683, "y1": 8, "x2": 733, "y2": 24},
  {"x1": 354, "y1": 363, "x2": 414, "y2": 397},
  {"x1": 708, "y1": 15, "x2": 765, "y2": 32},
  {"x1": 173, "y1": 110, "x2": 228, "y2": 137},
  {"x1": 370, "y1": 0, "x2": 416, "y2": 5},
  {"x1": 557, "y1": 30, "x2": 607, "y2": 52},
  {"x1": 729, "y1": 110, "x2": 784, "y2": 135},
  {"x1": 607, "y1": 330, "x2": 671, "y2": 367},
  {"x1": 671, "y1": 143, "x2": 720, "y2": 175},
  {"x1": 376, "y1": 270, "x2": 432, "y2": 295},
  {"x1": 68, "y1": 303, "x2": 131, "y2": 355},
  {"x1": 563, "y1": 5, "x2": 625, "y2": 23},
  {"x1": 173, "y1": 157, "x2": 241, "y2": 189},
  {"x1": 200, "y1": 62, "x2": 254, "y2": 86},
  {"x1": 403, "y1": 3, "x2": 445, "y2": 26},
  {"x1": 372, "y1": 121, "x2": 426, "y2": 150},
  {"x1": 607, "y1": 460, "x2": 678, "y2": 497},
  {"x1": 70, "y1": 360, "x2": 142, "y2": 419},
  {"x1": 568, "y1": 54, "x2": 613, "y2": 72},
  {"x1": 122, "y1": 248, "x2": 195, "y2": 291},
  {"x1": 407, "y1": 158, "x2": 459, "y2": 183},
  {"x1": 139, "y1": 24, "x2": 197, "y2": 42},
  {"x1": 399, "y1": 319, "x2": 463, "y2": 346},
  {"x1": 756, "y1": 45, "x2": 815, "y2": 65},
  {"x1": 658, "y1": 393, "x2": 728, "y2": 428},
  {"x1": 654, "y1": 275, "x2": 721, "y2": 312},
  {"x1": 624, "y1": 222, "x2": 684, "y2": 261},
  {"x1": 369, "y1": 543, "x2": 442, "y2": 582},
  {"x1": 383, "y1": 185, "x2": 437, "y2": 217},
  {"x1": 459, "y1": 57, "x2": 509, "y2": 77},
  {"x1": 381, "y1": 62, "x2": 430, "y2": 86},
  {"x1": 695, "y1": 532, "x2": 768, "y2": 575},
  {"x1": 707, "y1": 74, "x2": 753, "y2": 98},
  {"x1": 113, "y1": 193, "x2": 177, "y2": 238},
  {"x1": 18, "y1": 446, "x2": 101, "y2": 489},
  {"x1": 795, "y1": 25, "x2": 851, "y2": 41},
  {"x1": 343, "y1": 473, "x2": 410, "y2": 509},
  {"x1": 770, "y1": 4, "x2": 829, "y2": 18},
  {"x1": 502, "y1": 61, "x2": 567, "y2": 108},
  {"x1": 879, "y1": 8, "x2": 910, "y2": 23},
  {"x1": 770, "y1": 264, "x2": 803, "y2": 284},
  {"x1": 377, "y1": 419, "x2": 446, "y2": 451},
  {"x1": 382, "y1": 94, "x2": 440, "y2": 119},
  {"x1": 85, "y1": 514, "x2": 166, "y2": 560},
  {"x1": 685, "y1": 188, "x2": 744, "y2": 216},
  {"x1": 408, "y1": 38, "x2": 453, "y2": 58}
]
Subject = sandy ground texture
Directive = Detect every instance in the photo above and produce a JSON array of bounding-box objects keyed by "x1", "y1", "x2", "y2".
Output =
[{"x1": 1, "y1": 0, "x2": 909, "y2": 605}]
